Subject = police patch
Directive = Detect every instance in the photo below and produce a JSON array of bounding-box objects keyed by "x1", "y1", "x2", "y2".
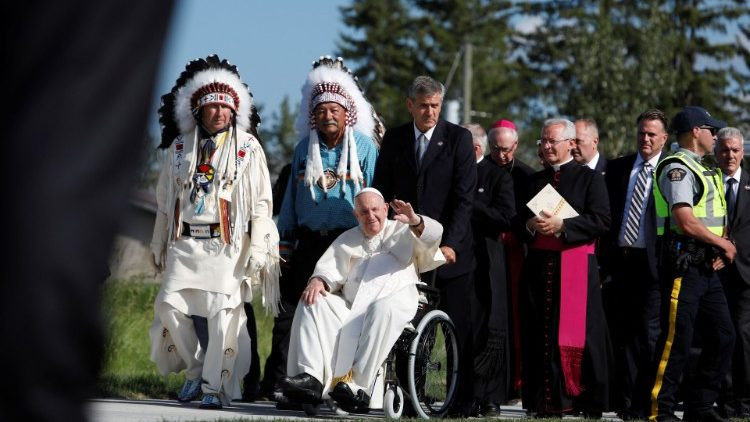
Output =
[{"x1": 667, "y1": 168, "x2": 687, "y2": 182}]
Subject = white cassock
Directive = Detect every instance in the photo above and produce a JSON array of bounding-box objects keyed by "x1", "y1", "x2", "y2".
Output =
[
  {"x1": 148, "y1": 127, "x2": 279, "y2": 405},
  {"x1": 287, "y1": 215, "x2": 445, "y2": 396}
]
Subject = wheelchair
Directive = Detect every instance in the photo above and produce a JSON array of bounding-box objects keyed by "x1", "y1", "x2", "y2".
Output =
[
  {"x1": 370, "y1": 283, "x2": 460, "y2": 419},
  {"x1": 298, "y1": 283, "x2": 459, "y2": 419}
]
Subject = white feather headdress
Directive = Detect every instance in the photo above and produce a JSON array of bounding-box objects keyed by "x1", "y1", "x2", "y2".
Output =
[
  {"x1": 174, "y1": 68, "x2": 252, "y2": 135},
  {"x1": 295, "y1": 57, "x2": 376, "y2": 200},
  {"x1": 158, "y1": 55, "x2": 258, "y2": 149}
]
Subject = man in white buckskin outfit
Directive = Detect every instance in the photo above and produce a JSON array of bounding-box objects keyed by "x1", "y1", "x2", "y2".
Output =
[
  {"x1": 148, "y1": 55, "x2": 280, "y2": 409},
  {"x1": 280, "y1": 187, "x2": 445, "y2": 412}
]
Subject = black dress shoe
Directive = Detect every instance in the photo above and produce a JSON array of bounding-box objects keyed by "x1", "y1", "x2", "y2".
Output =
[
  {"x1": 694, "y1": 409, "x2": 728, "y2": 422},
  {"x1": 328, "y1": 382, "x2": 370, "y2": 413},
  {"x1": 618, "y1": 409, "x2": 647, "y2": 421},
  {"x1": 656, "y1": 413, "x2": 683, "y2": 422},
  {"x1": 275, "y1": 399, "x2": 303, "y2": 411},
  {"x1": 480, "y1": 402, "x2": 501, "y2": 417},
  {"x1": 582, "y1": 410, "x2": 603, "y2": 419},
  {"x1": 279, "y1": 373, "x2": 323, "y2": 403}
]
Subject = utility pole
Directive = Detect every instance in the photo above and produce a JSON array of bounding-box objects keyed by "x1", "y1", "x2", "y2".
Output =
[{"x1": 462, "y1": 42, "x2": 472, "y2": 124}]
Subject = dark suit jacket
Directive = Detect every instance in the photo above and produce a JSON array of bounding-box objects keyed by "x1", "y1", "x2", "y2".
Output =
[
  {"x1": 373, "y1": 119, "x2": 477, "y2": 278},
  {"x1": 727, "y1": 167, "x2": 750, "y2": 286},
  {"x1": 492, "y1": 156, "x2": 534, "y2": 221},
  {"x1": 517, "y1": 161, "x2": 610, "y2": 245},
  {"x1": 593, "y1": 153, "x2": 608, "y2": 176},
  {"x1": 474, "y1": 158, "x2": 515, "y2": 238},
  {"x1": 602, "y1": 152, "x2": 661, "y2": 281}
]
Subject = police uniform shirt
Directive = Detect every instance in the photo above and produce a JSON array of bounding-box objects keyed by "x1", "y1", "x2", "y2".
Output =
[{"x1": 658, "y1": 148, "x2": 701, "y2": 209}]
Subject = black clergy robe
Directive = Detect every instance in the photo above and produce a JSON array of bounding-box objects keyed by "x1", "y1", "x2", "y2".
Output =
[
  {"x1": 516, "y1": 160, "x2": 613, "y2": 416},
  {"x1": 471, "y1": 158, "x2": 516, "y2": 405},
  {"x1": 495, "y1": 156, "x2": 535, "y2": 395}
]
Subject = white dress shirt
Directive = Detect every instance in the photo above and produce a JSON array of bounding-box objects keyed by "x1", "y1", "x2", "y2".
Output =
[
  {"x1": 723, "y1": 166, "x2": 742, "y2": 201},
  {"x1": 586, "y1": 152, "x2": 601, "y2": 170},
  {"x1": 617, "y1": 152, "x2": 662, "y2": 248}
]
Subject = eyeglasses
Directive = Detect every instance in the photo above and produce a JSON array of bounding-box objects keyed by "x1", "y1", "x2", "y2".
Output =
[
  {"x1": 537, "y1": 138, "x2": 573, "y2": 146},
  {"x1": 490, "y1": 145, "x2": 515, "y2": 153},
  {"x1": 699, "y1": 126, "x2": 717, "y2": 136}
]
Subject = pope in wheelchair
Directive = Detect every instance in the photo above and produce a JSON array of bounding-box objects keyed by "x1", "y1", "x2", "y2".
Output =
[{"x1": 280, "y1": 187, "x2": 445, "y2": 413}]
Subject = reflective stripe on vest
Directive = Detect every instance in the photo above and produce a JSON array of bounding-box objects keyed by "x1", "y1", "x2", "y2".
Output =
[{"x1": 653, "y1": 151, "x2": 726, "y2": 236}]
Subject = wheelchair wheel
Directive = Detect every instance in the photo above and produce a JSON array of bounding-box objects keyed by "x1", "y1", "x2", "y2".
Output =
[
  {"x1": 407, "y1": 309, "x2": 459, "y2": 419},
  {"x1": 384, "y1": 385, "x2": 404, "y2": 420}
]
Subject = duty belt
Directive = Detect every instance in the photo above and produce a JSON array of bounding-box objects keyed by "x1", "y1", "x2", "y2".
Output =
[
  {"x1": 182, "y1": 222, "x2": 221, "y2": 239},
  {"x1": 664, "y1": 234, "x2": 717, "y2": 273}
]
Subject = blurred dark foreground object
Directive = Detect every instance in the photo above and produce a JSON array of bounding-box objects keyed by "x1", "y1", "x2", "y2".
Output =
[{"x1": 0, "y1": 1, "x2": 173, "y2": 421}]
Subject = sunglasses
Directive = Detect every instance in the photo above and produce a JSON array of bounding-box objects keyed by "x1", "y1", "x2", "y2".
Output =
[{"x1": 699, "y1": 125, "x2": 717, "y2": 136}]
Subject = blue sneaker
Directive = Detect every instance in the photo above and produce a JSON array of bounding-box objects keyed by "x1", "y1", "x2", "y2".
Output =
[
  {"x1": 177, "y1": 378, "x2": 202, "y2": 402},
  {"x1": 199, "y1": 393, "x2": 222, "y2": 409}
]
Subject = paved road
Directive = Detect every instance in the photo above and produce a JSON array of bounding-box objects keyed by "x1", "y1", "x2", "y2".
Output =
[{"x1": 88, "y1": 398, "x2": 649, "y2": 421}]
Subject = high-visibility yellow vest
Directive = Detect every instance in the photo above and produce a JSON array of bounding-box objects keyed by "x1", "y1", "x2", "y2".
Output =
[{"x1": 653, "y1": 150, "x2": 726, "y2": 236}]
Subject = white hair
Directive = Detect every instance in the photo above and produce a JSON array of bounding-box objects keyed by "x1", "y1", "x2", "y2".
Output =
[
  {"x1": 462, "y1": 123, "x2": 487, "y2": 154},
  {"x1": 542, "y1": 118, "x2": 576, "y2": 139},
  {"x1": 717, "y1": 127, "x2": 744, "y2": 144}
]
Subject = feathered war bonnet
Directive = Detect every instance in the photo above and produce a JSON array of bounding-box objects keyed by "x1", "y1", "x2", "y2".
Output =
[
  {"x1": 295, "y1": 56, "x2": 376, "y2": 200},
  {"x1": 158, "y1": 54, "x2": 260, "y2": 149}
]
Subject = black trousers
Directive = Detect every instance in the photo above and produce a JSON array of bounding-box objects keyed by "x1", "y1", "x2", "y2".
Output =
[
  {"x1": 1, "y1": 2, "x2": 173, "y2": 421},
  {"x1": 603, "y1": 247, "x2": 661, "y2": 413},
  {"x1": 718, "y1": 266, "x2": 750, "y2": 416},
  {"x1": 434, "y1": 270, "x2": 475, "y2": 413},
  {"x1": 257, "y1": 228, "x2": 345, "y2": 393},
  {"x1": 649, "y1": 264, "x2": 735, "y2": 420},
  {"x1": 256, "y1": 265, "x2": 296, "y2": 396}
]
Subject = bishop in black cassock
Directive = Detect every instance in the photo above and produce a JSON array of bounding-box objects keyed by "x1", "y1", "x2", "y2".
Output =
[{"x1": 517, "y1": 119, "x2": 613, "y2": 417}]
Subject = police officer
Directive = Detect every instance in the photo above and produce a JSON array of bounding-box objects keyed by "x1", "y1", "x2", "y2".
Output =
[{"x1": 649, "y1": 106, "x2": 736, "y2": 422}]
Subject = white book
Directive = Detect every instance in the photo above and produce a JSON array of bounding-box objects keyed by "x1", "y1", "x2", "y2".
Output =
[{"x1": 526, "y1": 183, "x2": 579, "y2": 219}]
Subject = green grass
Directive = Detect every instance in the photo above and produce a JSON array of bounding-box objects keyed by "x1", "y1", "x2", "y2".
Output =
[{"x1": 98, "y1": 279, "x2": 274, "y2": 399}]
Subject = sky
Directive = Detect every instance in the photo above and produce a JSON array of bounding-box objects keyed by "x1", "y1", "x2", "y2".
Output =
[
  {"x1": 150, "y1": 1, "x2": 748, "y2": 141},
  {"x1": 149, "y1": 0, "x2": 350, "y2": 138}
]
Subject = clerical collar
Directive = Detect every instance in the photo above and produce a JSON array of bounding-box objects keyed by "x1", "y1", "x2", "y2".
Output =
[
  {"x1": 361, "y1": 225, "x2": 385, "y2": 254},
  {"x1": 476, "y1": 156, "x2": 484, "y2": 164},
  {"x1": 551, "y1": 157, "x2": 574, "y2": 171}
]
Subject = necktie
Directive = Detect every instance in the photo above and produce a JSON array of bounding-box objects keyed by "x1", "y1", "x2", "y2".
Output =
[
  {"x1": 726, "y1": 178, "x2": 737, "y2": 227},
  {"x1": 416, "y1": 133, "x2": 427, "y2": 166},
  {"x1": 623, "y1": 162, "x2": 652, "y2": 246}
]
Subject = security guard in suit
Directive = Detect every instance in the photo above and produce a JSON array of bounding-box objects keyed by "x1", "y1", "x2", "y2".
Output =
[{"x1": 649, "y1": 106, "x2": 737, "y2": 422}]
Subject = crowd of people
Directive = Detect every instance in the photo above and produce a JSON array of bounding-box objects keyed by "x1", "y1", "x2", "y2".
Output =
[{"x1": 148, "y1": 54, "x2": 748, "y2": 422}]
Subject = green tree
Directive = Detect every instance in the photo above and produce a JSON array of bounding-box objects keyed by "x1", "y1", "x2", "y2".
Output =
[
  {"x1": 517, "y1": 0, "x2": 750, "y2": 158},
  {"x1": 338, "y1": 0, "x2": 429, "y2": 128},
  {"x1": 338, "y1": 0, "x2": 527, "y2": 130},
  {"x1": 412, "y1": 0, "x2": 525, "y2": 129},
  {"x1": 258, "y1": 96, "x2": 298, "y2": 182}
]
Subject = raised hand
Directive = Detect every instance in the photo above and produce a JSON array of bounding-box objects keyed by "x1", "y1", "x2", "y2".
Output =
[{"x1": 390, "y1": 199, "x2": 420, "y2": 226}]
